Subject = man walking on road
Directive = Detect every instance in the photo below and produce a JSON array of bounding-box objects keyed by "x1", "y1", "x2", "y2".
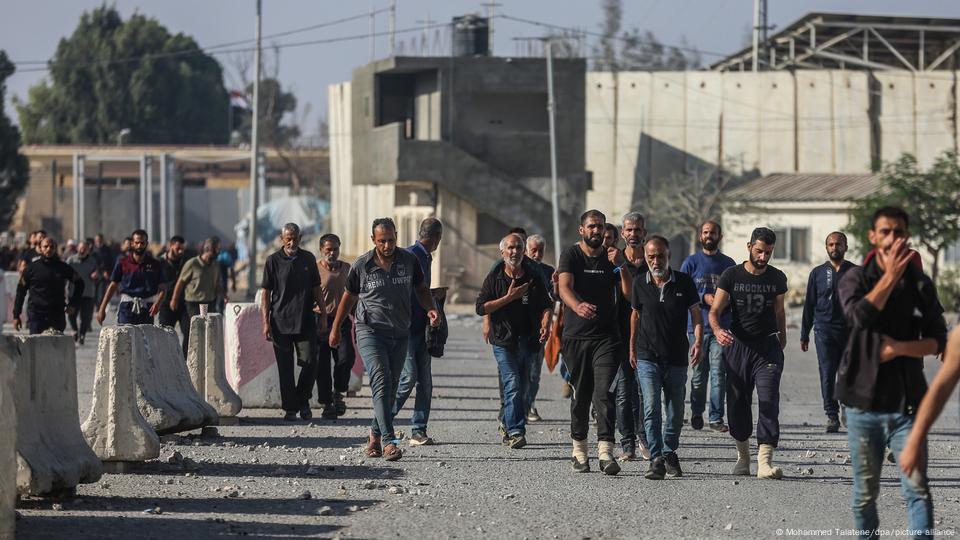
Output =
[
  {"x1": 315, "y1": 234, "x2": 352, "y2": 420},
  {"x1": 66, "y1": 239, "x2": 99, "y2": 344},
  {"x1": 392, "y1": 218, "x2": 442, "y2": 446},
  {"x1": 170, "y1": 237, "x2": 225, "y2": 318},
  {"x1": 523, "y1": 233, "x2": 556, "y2": 423},
  {"x1": 558, "y1": 210, "x2": 635, "y2": 475},
  {"x1": 800, "y1": 231, "x2": 856, "y2": 433},
  {"x1": 477, "y1": 233, "x2": 553, "y2": 449},
  {"x1": 261, "y1": 223, "x2": 326, "y2": 422},
  {"x1": 158, "y1": 236, "x2": 190, "y2": 351},
  {"x1": 615, "y1": 212, "x2": 649, "y2": 461},
  {"x1": 709, "y1": 227, "x2": 788, "y2": 479},
  {"x1": 681, "y1": 221, "x2": 736, "y2": 432},
  {"x1": 629, "y1": 236, "x2": 702, "y2": 480},
  {"x1": 97, "y1": 229, "x2": 166, "y2": 326},
  {"x1": 14, "y1": 237, "x2": 85, "y2": 334},
  {"x1": 836, "y1": 206, "x2": 946, "y2": 537},
  {"x1": 328, "y1": 218, "x2": 440, "y2": 462}
]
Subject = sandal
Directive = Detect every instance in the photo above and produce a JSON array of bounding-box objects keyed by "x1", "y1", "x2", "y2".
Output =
[
  {"x1": 383, "y1": 443, "x2": 403, "y2": 462},
  {"x1": 364, "y1": 433, "x2": 382, "y2": 458}
]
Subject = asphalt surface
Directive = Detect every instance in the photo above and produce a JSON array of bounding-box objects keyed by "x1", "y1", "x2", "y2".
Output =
[{"x1": 11, "y1": 309, "x2": 960, "y2": 539}]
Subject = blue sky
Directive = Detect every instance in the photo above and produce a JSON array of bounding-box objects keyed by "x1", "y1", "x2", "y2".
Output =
[{"x1": 3, "y1": 0, "x2": 958, "y2": 139}]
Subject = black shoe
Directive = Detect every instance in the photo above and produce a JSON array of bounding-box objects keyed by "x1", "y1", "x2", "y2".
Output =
[
  {"x1": 507, "y1": 434, "x2": 527, "y2": 449},
  {"x1": 691, "y1": 415, "x2": 704, "y2": 430},
  {"x1": 599, "y1": 458, "x2": 621, "y2": 476},
  {"x1": 78, "y1": 334, "x2": 85, "y2": 346},
  {"x1": 709, "y1": 421, "x2": 729, "y2": 433},
  {"x1": 570, "y1": 456, "x2": 590, "y2": 473},
  {"x1": 320, "y1": 404, "x2": 338, "y2": 420},
  {"x1": 645, "y1": 457, "x2": 666, "y2": 480},
  {"x1": 826, "y1": 416, "x2": 841, "y2": 433},
  {"x1": 333, "y1": 392, "x2": 347, "y2": 416},
  {"x1": 283, "y1": 411, "x2": 298, "y2": 421},
  {"x1": 619, "y1": 442, "x2": 637, "y2": 462},
  {"x1": 299, "y1": 406, "x2": 313, "y2": 421},
  {"x1": 664, "y1": 452, "x2": 683, "y2": 477}
]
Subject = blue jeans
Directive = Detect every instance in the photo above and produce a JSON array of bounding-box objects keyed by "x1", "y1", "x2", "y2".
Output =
[
  {"x1": 635, "y1": 360, "x2": 687, "y2": 458},
  {"x1": 689, "y1": 332, "x2": 725, "y2": 423},
  {"x1": 392, "y1": 332, "x2": 432, "y2": 433},
  {"x1": 814, "y1": 328, "x2": 845, "y2": 417},
  {"x1": 492, "y1": 339, "x2": 536, "y2": 436},
  {"x1": 616, "y1": 361, "x2": 647, "y2": 448},
  {"x1": 356, "y1": 327, "x2": 409, "y2": 442},
  {"x1": 846, "y1": 408, "x2": 933, "y2": 539},
  {"x1": 526, "y1": 344, "x2": 545, "y2": 411}
]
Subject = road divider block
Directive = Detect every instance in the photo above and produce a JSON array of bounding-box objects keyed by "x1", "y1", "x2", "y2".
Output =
[
  {"x1": 0, "y1": 347, "x2": 15, "y2": 539},
  {"x1": 187, "y1": 313, "x2": 242, "y2": 419}
]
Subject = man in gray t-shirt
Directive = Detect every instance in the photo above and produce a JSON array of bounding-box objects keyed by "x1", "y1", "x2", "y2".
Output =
[
  {"x1": 66, "y1": 240, "x2": 100, "y2": 345},
  {"x1": 328, "y1": 217, "x2": 439, "y2": 462}
]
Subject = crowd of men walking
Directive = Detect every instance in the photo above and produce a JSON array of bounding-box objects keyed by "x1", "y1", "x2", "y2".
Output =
[{"x1": 8, "y1": 204, "x2": 960, "y2": 539}]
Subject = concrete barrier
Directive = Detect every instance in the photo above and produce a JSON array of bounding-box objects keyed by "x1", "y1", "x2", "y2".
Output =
[
  {"x1": 187, "y1": 314, "x2": 242, "y2": 419},
  {"x1": 2, "y1": 272, "x2": 18, "y2": 324},
  {"x1": 225, "y1": 303, "x2": 363, "y2": 406},
  {"x1": 0, "y1": 347, "x2": 15, "y2": 539},
  {"x1": 81, "y1": 327, "x2": 161, "y2": 462},
  {"x1": 3, "y1": 335, "x2": 102, "y2": 496},
  {"x1": 136, "y1": 325, "x2": 218, "y2": 434}
]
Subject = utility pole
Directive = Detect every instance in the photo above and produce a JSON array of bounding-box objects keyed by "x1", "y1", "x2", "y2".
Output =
[
  {"x1": 389, "y1": 0, "x2": 397, "y2": 56},
  {"x1": 752, "y1": 0, "x2": 769, "y2": 71},
  {"x1": 247, "y1": 0, "x2": 262, "y2": 298},
  {"x1": 369, "y1": 0, "x2": 375, "y2": 61},
  {"x1": 546, "y1": 40, "x2": 562, "y2": 266},
  {"x1": 416, "y1": 13, "x2": 435, "y2": 56},
  {"x1": 481, "y1": 1, "x2": 502, "y2": 55}
]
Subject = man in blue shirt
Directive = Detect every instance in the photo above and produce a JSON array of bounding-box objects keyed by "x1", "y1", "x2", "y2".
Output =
[
  {"x1": 392, "y1": 218, "x2": 443, "y2": 446},
  {"x1": 680, "y1": 221, "x2": 736, "y2": 432},
  {"x1": 97, "y1": 229, "x2": 167, "y2": 326},
  {"x1": 800, "y1": 231, "x2": 856, "y2": 433}
]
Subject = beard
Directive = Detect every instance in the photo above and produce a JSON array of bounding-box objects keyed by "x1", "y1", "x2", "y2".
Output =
[
  {"x1": 749, "y1": 254, "x2": 768, "y2": 268},
  {"x1": 701, "y1": 239, "x2": 718, "y2": 251},
  {"x1": 323, "y1": 254, "x2": 337, "y2": 264},
  {"x1": 828, "y1": 250, "x2": 844, "y2": 262},
  {"x1": 504, "y1": 255, "x2": 522, "y2": 268},
  {"x1": 583, "y1": 234, "x2": 603, "y2": 249},
  {"x1": 133, "y1": 247, "x2": 147, "y2": 256},
  {"x1": 651, "y1": 266, "x2": 669, "y2": 280}
]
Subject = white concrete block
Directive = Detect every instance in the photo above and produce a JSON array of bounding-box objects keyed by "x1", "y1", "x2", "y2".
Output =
[
  {"x1": 0, "y1": 347, "x2": 15, "y2": 539},
  {"x1": 225, "y1": 303, "x2": 287, "y2": 408},
  {"x1": 187, "y1": 314, "x2": 242, "y2": 418},
  {"x1": 135, "y1": 325, "x2": 218, "y2": 433},
  {"x1": 4, "y1": 335, "x2": 102, "y2": 496},
  {"x1": 81, "y1": 327, "x2": 161, "y2": 462},
  {"x1": 2, "y1": 272, "x2": 18, "y2": 324}
]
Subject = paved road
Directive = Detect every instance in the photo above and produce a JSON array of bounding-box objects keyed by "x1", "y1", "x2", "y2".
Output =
[{"x1": 12, "y1": 310, "x2": 960, "y2": 539}]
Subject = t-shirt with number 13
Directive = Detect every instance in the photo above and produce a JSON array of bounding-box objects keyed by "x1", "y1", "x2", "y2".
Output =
[{"x1": 716, "y1": 263, "x2": 788, "y2": 341}]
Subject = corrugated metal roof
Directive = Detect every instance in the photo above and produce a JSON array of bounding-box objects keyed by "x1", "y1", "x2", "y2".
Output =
[{"x1": 727, "y1": 173, "x2": 882, "y2": 202}]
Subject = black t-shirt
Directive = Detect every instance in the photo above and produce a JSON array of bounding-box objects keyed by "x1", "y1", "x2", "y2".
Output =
[
  {"x1": 19, "y1": 248, "x2": 39, "y2": 265},
  {"x1": 475, "y1": 260, "x2": 552, "y2": 348},
  {"x1": 716, "y1": 263, "x2": 788, "y2": 341},
  {"x1": 261, "y1": 248, "x2": 322, "y2": 335},
  {"x1": 617, "y1": 253, "x2": 648, "y2": 341},
  {"x1": 630, "y1": 270, "x2": 700, "y2": 365},
  {"x1": 558, "y1": 243, "x2": 619, "y2": 339}
]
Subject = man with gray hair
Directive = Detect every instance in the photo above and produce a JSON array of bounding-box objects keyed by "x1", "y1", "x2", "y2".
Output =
[
  {"x1": 261, "y1": 223, "x2": 326, "y2": 422},
  {"x1": 477, "y1": 233, "x2": 553, "y2": 449},
  {"x1": 170, "y1": 237, "x2": 226, "y2": 320},
  {"x1": 392, "y1": 217, "x2": 443, "y2": 445},
  {"x1": 523, "y1": 233, "x2": 557, "y2": 422}
]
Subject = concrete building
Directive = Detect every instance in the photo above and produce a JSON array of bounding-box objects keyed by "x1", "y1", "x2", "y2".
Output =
[
  {"x1": 15, "y1": 145, "x2": 328, "y2": 244},
  {"x1": 330, "y1": 53, "x2": 588, "y2": 299}
]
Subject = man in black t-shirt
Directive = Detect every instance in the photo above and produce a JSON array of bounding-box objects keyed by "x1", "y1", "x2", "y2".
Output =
[
  {"x1": 260, "y1": 223, "x2": 326, "y2": 422},
  {"x1": 709, "y1": 227, "x2": 788, "y2": 480},
  {"x1": 558, "y1": 209, "x2": 636, "y2": 475}
]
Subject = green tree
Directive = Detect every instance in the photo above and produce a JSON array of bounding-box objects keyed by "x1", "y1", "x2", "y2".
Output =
[
  {"x1": 846, "y1": 152, "x2": 960, "y2": 284},
  {"x1": 236, "y1": 78, "x2": 300, "y2": 148},
  {"x1": 592, "y1": 0, "x2": 701, "y2": 72},
  {"x1": 0, "y1": 51, "x2": 29, "y2": 231},
  {"x1": 15, "y1": 6, "x2": 228, "y2": 144}
]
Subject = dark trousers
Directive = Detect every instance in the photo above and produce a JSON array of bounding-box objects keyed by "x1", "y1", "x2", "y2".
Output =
[
  {"x1": 28, "y1": 310, "x2": 66, "y2": 335},
  {"x1": 725, "y1": 336, "x2": 784, "y2": 446},
  {"x1": 316, "y1": 315, "x2": 353, "y2": 405},
  {"x1": 118, "y1": 301, "x2": 154, "y2": 325},
  {"x1": 616, "y1": 355, "x2": 647, "y2": 448},
  {"x1": 272, "y1": 328, "x2": 318, "y2": 413},
  {"x1": 814, "y1": 328, "x2": 845, "y2": 418},
  {"x1": 562, "y1": 336, "x2": 620, "y2": 443},
  {"x1": 158, "y1": 301, "x2": 191, "y2": 355},
  {"x1": 68, "y1": 297, "x2": 96, "y2": 338}
]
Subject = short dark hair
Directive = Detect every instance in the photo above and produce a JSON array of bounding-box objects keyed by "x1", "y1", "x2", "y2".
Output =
[
  {"x1": 319, "y1": 233, "x2": 341, "y2": 247},
  {"x1": 871, "y1": 206, "x2": 909, "y2": 230},
  {"x1": 37, "y1": 230, "x2": 47, "y2": 237},
  {"x1": 419, "y1": 218, "x2": 443, "y2": 241},
  {"x1": 508, "y1": 227, "x2": 527, "y2": 236},
  {"x1": 826, "y1": 231, "x2": 847, "y2": 244},
  {"x1": 750, "y1": 227, "x2": 776, "y2": 245},
  {"x1": 701, "y1": 220, "x2": 722, "y2": 234},
  {"x1": 372, "y1": 217, "x2": 396, "y2": 235},
  {"x1": 169, "y1": 235, "x2": 185, "y2": 245},
  {"x1": 131, "y1": 229, "x2": 148, "y2": 240},
  {"x1": 645, "y1": 235, "x2": 670, "y2": 249},
  {"x1": 580, "y1": 209, "x2": 606, "y2": 225},
  {"x1": 604, "y1": 223, "x2": 618, "y2": 234}
]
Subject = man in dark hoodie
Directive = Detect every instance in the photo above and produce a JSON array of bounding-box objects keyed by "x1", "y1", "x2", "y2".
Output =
[
  {"x1": 836, "y1": 206, "x2": 947, "y2": 538},
  {"x1": 14, "y1": 237, "x2": 84, "y2": 334}
]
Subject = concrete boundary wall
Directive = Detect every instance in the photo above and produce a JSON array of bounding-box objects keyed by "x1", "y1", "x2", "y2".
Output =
[
  {"x1": 187, "y1": 314, "x2": 242, "y2": 418},
  {"x1": 82, "y1": 327, "x2": 161, "y2": 462},
  {"x1": 0, "y1": 347, "x2": 15, "y2": 539},
  {"x1": 5, "y1": 335, "x2": 102, "y2": 496}
]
